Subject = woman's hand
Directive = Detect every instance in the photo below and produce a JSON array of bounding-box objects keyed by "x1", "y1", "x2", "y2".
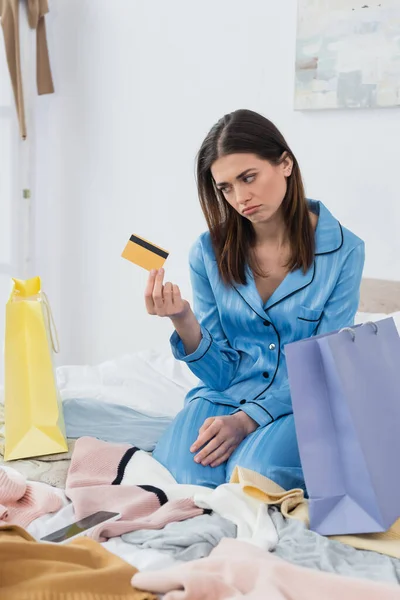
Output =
[
  {"x1": 190, "y1": 412, "x2": 258, "y2": 468},
  {"x1": 145, "y1": 268, "x2": 190, "y2": 319},
  {"x1": 145, "y1": 268, "x2": 202, "y2": 354}
]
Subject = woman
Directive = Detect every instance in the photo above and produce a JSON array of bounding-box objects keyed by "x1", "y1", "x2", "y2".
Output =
[{"x1": 148, "y1": 109, "x2": 364, "y2": 492}]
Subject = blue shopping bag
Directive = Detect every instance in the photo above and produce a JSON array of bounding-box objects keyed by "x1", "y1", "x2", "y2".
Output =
[{"x1": 285, "y1": 318, "x2": 400, "y2": 536}]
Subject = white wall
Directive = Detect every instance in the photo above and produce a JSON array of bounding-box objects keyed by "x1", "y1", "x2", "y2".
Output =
[
  {"x1": 0, "y1": 2, "x2": 35, "y2": 384},
  {"x1": 34, "y1": 0, "x2": 400, "y2": 367}
]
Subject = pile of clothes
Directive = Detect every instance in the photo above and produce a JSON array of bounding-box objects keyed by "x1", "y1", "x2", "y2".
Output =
[{"x1": 2, "y1": 436, "x2": 400, "y2": 599}]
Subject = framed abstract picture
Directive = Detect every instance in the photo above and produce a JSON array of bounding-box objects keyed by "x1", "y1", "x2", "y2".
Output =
[{"x1": 295, "y1": 0, "x2": 400, "y2": 109}]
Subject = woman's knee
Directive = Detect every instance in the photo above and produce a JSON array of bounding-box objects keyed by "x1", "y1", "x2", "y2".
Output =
[
  {"x1": 153, "y1": 399, "x2": 228, "y2": 488},
  {"x1": 225, "y1": 414, "x2": 305, "y2": 490}
]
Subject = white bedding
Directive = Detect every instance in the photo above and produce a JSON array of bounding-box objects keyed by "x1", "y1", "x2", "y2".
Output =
[{"x1": 57, "y1": 349, "x2": 198, "y2": 418}]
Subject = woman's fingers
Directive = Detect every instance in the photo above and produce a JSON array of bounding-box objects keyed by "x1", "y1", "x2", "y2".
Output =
[
  {"x1": 210, "y1": 449, "x2": 234, "y2": 468},
  {"x1": 195, "y1": 436, "x2": 226, "y2": 465},
  {"x1": 145, "y1": 270, "x2": 187, "y2": 318},
  {"x1": 152, "y1": 268, "x2": 165, "y2": 310},
  {"x1": 197, "y1": 417, "x2": 215, "y2": 437},
  {"x1": 172, "y1": 284, "x2": 182, "y2": 306},
  {"x1": 144, "y1": 269, "x2": 157, "y2": 314},
  {"x1": 190, "y1": 419, "x2": 219, "y2": 453},
  {"x1": 163, "y1": 282, "x2": 174, "y2": 311}
]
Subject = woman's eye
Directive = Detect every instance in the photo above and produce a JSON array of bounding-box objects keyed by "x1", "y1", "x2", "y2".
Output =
[
  {"x1": 243, "y1": 175, "x2": 256, "y2": 184},
  {"x1": 220, "y1": 186, "x2": 230, "y2": 194}
]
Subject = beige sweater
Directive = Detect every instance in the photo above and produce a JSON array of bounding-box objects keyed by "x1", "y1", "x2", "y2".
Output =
[{"x1": 0, "y1": 0, "x2": 54, "y2": 139}]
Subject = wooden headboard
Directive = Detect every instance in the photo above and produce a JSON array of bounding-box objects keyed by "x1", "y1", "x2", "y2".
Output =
[{"x1": 359, "y1": 279, "x2": 400, "y2": 314}]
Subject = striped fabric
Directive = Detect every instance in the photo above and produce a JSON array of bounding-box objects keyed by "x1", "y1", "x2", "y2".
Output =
[
  {"x1": 65, "y1": 437, "x2": 205, "y2": 541},
  {"x1": 153, "y1": 201, "x2": 365, "y2": 490}
]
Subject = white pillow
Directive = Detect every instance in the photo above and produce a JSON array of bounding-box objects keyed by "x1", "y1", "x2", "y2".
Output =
[{"x1": 57, "y1": 349, "x2": 198, "y2": 418}]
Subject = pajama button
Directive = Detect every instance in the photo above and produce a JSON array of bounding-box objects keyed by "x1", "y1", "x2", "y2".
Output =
[
  {"x1": 269, "y1": 343, "x2": 276, "y2": 351},
  {"x1": 263, "y1": 320, "x2": 270, "y2": 326},
  {"x1": 263, "y1": 372, "x2": 269, "y2": 379},
  {"x1": 240, "y1": 399, "x2": 246, "y2": 404}
]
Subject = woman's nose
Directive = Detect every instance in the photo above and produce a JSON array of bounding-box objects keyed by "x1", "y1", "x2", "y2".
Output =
[{"x1": 236, "y1": 187, "x2": 252, "y2": 206}]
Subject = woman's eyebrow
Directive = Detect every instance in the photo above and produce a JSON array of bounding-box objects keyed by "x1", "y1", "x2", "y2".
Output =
[{"x1": 216, "y1": 168, "x2": 256, "y2": 188}]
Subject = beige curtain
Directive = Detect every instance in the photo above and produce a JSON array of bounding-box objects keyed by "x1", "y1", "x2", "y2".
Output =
[{"x1": 0, "y1": 0, "x2": 54, "y2": 139}]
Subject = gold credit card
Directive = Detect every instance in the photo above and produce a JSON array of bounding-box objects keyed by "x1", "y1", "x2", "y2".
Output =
[{"x1": 121, "y1": 234, "x2": 169, "y2": 271}]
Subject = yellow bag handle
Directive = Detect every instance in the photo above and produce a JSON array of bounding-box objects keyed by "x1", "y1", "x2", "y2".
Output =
[{"x1": 41, "y1": 291, "x2": 60, "y2": 354}]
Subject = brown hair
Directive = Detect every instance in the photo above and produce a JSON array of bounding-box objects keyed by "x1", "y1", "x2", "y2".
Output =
[{"x1": 196, "y1": 109, "x2": 314, "y2": 285}]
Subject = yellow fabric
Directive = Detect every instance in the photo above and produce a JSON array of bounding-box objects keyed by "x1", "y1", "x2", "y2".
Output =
[
  {"x1": 230, "y1": 466, "x2": 400, "y2": 559},
  {"x1": 0, "y1": 0, "x2": 54, "y2": 139},
  {"x1": 4, "y1": 277, "x2": 68, "y2": 461},
  {"x1": 0, "y1": 524, "x2": 155, "y2": 600}
]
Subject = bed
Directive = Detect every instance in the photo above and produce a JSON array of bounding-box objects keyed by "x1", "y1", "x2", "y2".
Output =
[{"x1": 1, "y1": 278, "x2": 400, "y2": 585}]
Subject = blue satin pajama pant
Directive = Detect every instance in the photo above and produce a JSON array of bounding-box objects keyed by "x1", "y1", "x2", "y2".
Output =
[{"x1": 153, "y1": 397, "x2": 305, "y2": 492}]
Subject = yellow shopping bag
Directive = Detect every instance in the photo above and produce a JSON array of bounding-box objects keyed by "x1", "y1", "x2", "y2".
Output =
[{"x1": 4, "y1": 277, "x2": 68, "y2": 461}]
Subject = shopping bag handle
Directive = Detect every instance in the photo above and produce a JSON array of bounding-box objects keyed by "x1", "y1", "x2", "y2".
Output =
[
  {"x1": 339, "y1": 321, "x2": 379, "y2": 342},
  {"x1": 41, "y1": 292, "x2": 60, "y2": 354}
]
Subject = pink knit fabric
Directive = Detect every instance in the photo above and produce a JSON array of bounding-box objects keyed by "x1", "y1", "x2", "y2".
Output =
[
  {"x1": 132, "y1": 538, "x2": 400, "y2": 600},
  {"x1": 66, "y1": 437, "x2": 204, "y2": 542},
  {"x1": 0, "y1": 467, "x2": 62, "y2": 528},
  {"x1": 90, "y1": 498, "x2": 205, "y2": 541},
  {"x1": 66, "y1": 436, "x2": 132, "y2": 488}
]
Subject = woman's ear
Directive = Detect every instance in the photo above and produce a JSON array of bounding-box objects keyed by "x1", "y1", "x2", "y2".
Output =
[{"x1": 280, "y1": 152, "x2": 293, "y2": 177}]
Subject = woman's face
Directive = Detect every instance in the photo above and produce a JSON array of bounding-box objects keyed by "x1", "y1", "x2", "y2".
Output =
[{"x1": 211, "y1": 153, "x2": 292, "y2": 223}]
